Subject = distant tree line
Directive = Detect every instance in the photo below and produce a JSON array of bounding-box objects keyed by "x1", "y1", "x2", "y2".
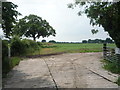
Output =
[
  {"x1": 47, "y1": 38, "x2": 114, "y2": 44},
  {"x1": 82, "y1": 38, "x2": 114, "y2": 43}
]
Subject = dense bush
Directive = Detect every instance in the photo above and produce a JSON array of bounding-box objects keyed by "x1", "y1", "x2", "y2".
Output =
[
  {"x1": 11, "y1": 38, "x2": 40, "y2": 56},
  {"x1": 2, "y1": 40, "x2": 9, "y2": 59},
  {"x1": 11, "y1": 37, "x2": 26, "y2": 56},
  {"x1": 2, "y1": 40, "x2": 10, "y2": 77},
  {"x1": 2, "y1": 56, "x2": 21, "y2": 78},
  {"x1": 37, "y1": 41, "x2": 43, "y2": 46},
  {"x1": 2, "y1": 57, "x2": 11, "y2": 77},
  {"x1": 22, "y1": 39, "x2": 39, "y2": 49},
  {"x1": 27, "y1": 39, "x2": 39, "y2": 49},
  {"x1": 2, "y1": 38, "x2": 41, "y2": 77},
  {"x1": 22, "y1": 39, "x2": 40, "y2": 55}
]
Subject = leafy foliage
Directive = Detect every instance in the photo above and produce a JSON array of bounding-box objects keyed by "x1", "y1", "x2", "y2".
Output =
[
  {"x1": 10, "y1": 57, "x2": 21, "y2": 69},
  {"x1": 2, "y1": 40, "x2": 10, "y2": 77},
  {"x1": 102, "y1": 59, "x2": 120, "y2": 74},
  {"x1": 2, "y1": 2, "x2": 21, "y2": 38},
  {"x1": 22, "y1": 39, "x2": 39, "y2": 54},
  {"x1": 10, "y1": 36, "x2": 26, "y2": 56},
  {"x1": 82, "y1": 40, "x2": 87, "y2": 43},
  {"x1": 2, "y1": 57, "x2": 10, "y2": 78},
  {"x1": 42, "y1": 39, "x2": 46, "y2": 42},
  {"x1": 68, "y1": 1, "x2": 120, "y2": 48},
  {"x1": 2, "y1": 40, "x2": 9, "y2": 59},
  {"x1": 13, "y1": 14, "x2": 56, "y2": 41},
  {"x1": 10, "y1": 37, "x2": 40, "y2": 56},
  {"x1": 117, "y1": 77, "x2": 120, "y2": 86}
]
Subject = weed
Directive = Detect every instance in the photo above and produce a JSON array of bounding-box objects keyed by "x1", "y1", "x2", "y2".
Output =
[
  {"x1": 10, "y1": 57, "x2": 21, "y2": 68},
  {"x1": 103, "y1": 60, "x2": 120, "y2": 74},
  {"x1": 116, "y1": 76, "x2": 120, "y2": 86}
]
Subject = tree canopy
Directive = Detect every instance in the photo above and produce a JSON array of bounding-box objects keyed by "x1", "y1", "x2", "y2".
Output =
[
  {"x1": 68, "y1": 1, "x2": 120, "y2": 48},
  {"x1": 49, "y1": 40, "x2": 56, "y2": 43},
  {"x1": 2, "y1": 2, "x2": 21, "y2": 38},
  {"x1": 13, "y1": 14, "x2": 56, "y2": 41}
]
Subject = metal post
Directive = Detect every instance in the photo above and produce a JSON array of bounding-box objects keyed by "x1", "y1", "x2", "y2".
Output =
[{"x1": 8, "y1": 44, "x2": 11, "y2": 58}]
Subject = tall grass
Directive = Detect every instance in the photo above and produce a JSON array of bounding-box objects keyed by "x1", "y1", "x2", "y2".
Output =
[
  {"x1": 2, "y1": 57, "x2": 21, "y2": 78},
  {"x1": 10, "y1": 57, "x2": 21, "y2": 68},
  {"x1": 101, "y1": 59, "x2": 120, "y2": 86},
  {"x1": 117, "y1": 77, "x2": 120, "y2": 86},
  {"x1": 102, "y1": 60, "x2": 120, "y2": 74}
]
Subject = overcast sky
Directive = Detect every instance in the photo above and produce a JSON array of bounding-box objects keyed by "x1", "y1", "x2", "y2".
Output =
[{"x1": 2, "y1": 0, "x2": 110, "y2": 42}]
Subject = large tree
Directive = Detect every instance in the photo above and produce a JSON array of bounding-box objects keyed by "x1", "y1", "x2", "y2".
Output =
[
  {"x1": 2, "y1": 2, "x2": 21, "y2": 38},
  {"x1": 68, "y1": 1, "x2": 120, "y2": 48},
  {"x1": 13, "y1": 14, "x2": 56, "y2": 41}
]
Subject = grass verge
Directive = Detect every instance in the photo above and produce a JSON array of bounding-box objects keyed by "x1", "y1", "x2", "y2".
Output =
[
  {"x1": 102, "y1": 60, "x2": 120, "y2": 74},
  {"x1": 117, "y1": 77, "x2": 120, "y2": 86},
  {"x1": 2, "y1": 57, "x2": 21, "y2": 78},
  {"x1": 101, "y1": 59, "x2": 120, "y2": 86},
  {"x1": 10, "y1": 57, "x2": 21, "y2": 68}
]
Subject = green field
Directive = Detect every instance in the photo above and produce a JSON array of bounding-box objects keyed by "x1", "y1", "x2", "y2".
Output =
[{"x1": 33, "y1": 43, "x2": 116, "y2": 55}]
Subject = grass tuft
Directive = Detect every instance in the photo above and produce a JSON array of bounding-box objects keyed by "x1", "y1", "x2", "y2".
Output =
[
  {"x1": 102, "y1": 60, "x2": 120, "y2": 74},
  {"x1": 116, "y1": 77, "x2": 120, "y2": 86},
  {"x1": 10, "y1": 57, "x2": 21, "y2": 68}
]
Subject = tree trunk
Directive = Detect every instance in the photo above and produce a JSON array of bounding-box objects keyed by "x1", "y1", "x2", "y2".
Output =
[{"x1": 33, "y1": 37, "x2": 36, "y2": 41}]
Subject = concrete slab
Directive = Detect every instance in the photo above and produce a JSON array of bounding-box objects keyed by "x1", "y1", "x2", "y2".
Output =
[{"x1": 3, "y1": 53, "x2": 118, "y2": 88}]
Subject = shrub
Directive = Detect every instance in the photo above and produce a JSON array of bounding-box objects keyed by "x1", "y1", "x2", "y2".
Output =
[
  {"x1": 2, "y1": 40, "x2": 10, "y2": 77},
  {"x1": 28, "y1": 40, "x2": 39, "y2": 49},
  {"x1": 22, "y1": 39, "x2": 31, "y2": 48},
  {"x1": 2, "y1": 57, "x2": 10, "y2": 78},
  {"x1": 22, "y1": 39, "x2": 39, "y2": 48},
  {"x1": 22, "y1": 39, "x2": 40, "y2": 55},
  {"x1": 2, "y1": 39, "x2": 22, "y2": 77},
  {"x1": 11, "y1": 36, "x2": 26, "y2": 56},
  {"x1": 41, "y1": 39, "x2": 46, "y2": 42},
  {"x1": 2, "y1": 56, "x2": 21, "y2": 78},
  {"x1": 2, "y1": 40, "x2": 9, "y2": 59},
  {"x1": 37, "y1": 41, "x2": 43, "y2": 46}
]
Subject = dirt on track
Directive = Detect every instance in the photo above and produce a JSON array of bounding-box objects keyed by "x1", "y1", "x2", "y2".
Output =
[{"x1": 3, "y1": 52, "x2": 118, "y2": 88}]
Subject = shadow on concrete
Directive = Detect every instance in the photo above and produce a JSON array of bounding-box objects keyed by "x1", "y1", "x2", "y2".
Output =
[{"x1": 2, "y1": 69, "x2": 57, "y2": 89}]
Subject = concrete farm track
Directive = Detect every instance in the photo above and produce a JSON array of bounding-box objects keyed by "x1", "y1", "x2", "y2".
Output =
[{"x1": 3, "y1": 52, "x2": 118, "y2": 88}]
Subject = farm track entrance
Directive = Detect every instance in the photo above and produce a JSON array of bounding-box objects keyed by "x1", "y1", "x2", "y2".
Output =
[{"x1": 3, "y1": 52, "x2": 118, "y2": 88}]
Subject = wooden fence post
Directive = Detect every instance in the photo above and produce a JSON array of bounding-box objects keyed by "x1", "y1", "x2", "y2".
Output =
[{"x1": 103, "y1": 43, "x2": 107, "y2": 59}]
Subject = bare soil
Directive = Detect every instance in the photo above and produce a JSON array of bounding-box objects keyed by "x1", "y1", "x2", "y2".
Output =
[{"x1": 3, "y1": 52, "x2": 118, "y2": 88}]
